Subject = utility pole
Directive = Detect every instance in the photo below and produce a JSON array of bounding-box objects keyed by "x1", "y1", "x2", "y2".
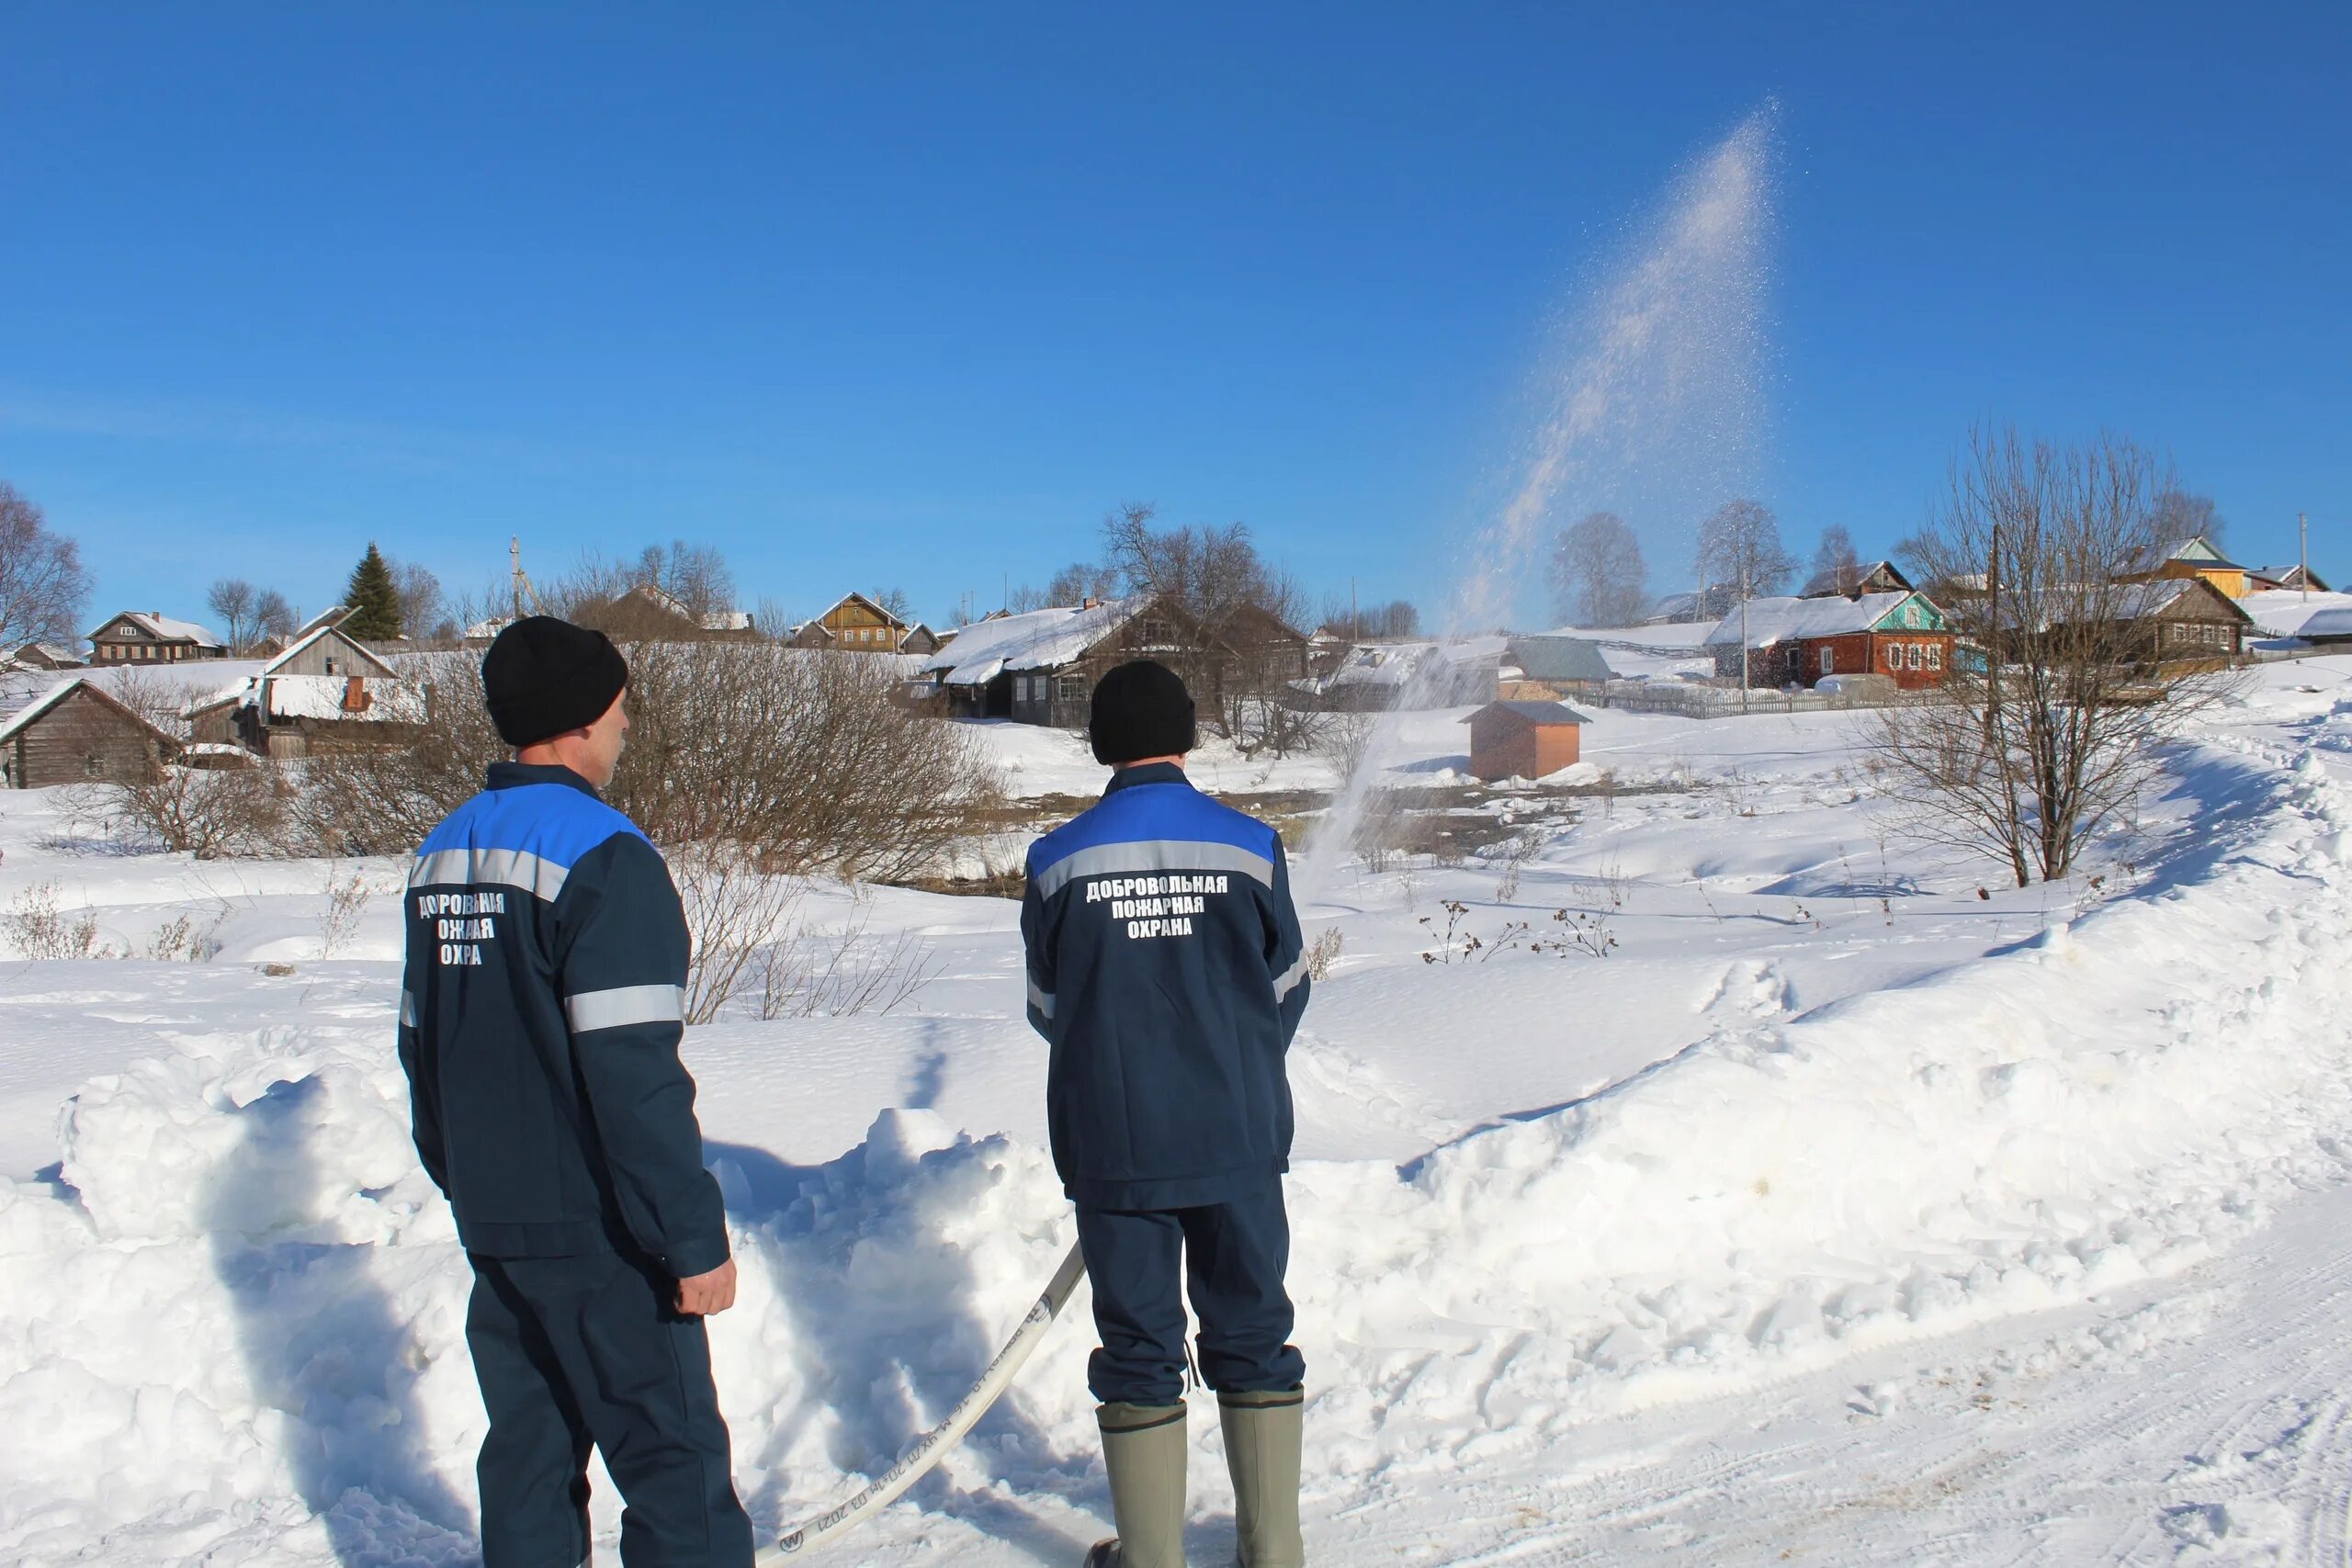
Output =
[
  {"x1": 2301, "y1": 512, "x2": 2310, "y2": 603},
  {"x1": 511, "y1": 537, "x2": 525, "y2": 621}
]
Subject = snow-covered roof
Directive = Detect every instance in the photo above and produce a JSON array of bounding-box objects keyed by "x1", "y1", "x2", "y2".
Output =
[
  {"x1": 0, "y1": 676, "x2": 173, "y2": 746},
  {"x1": 258, "y1": 675, "x2": 429, "y2": 723},
  {"x1": 464, "y1": 616, "x2": 514, "y2": 640},
  {"x1": 90, "y1": 611, "x2": 223, "y2": 648},
  {"x1": 1702, "y1": 592, "x2": 1922, "y2": 648},
  {"x1": 2243, "y1": 590, "x2": 2352, "y2": 638},
  {"x1": 1317, "y1": 637, "x2": 1506, "y2": 691},
  {"x1": 2101, "y1": 579, "x2": 2252, "y2": 624},
  {"x1": 1505, "y1": 636, "x2": 1616, "y2": 684},
  {"x1": 1465, "y1": 699, "x2": 1590, "y2": 727},
  {"x1": 2290, "y1": 607, "x2": 2352, "y2": 640},
  {"x1": 918, "y1": 597, "x2": 1148, "y2": 687}
]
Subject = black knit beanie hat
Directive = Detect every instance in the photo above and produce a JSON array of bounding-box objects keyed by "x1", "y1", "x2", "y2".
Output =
[
  {"x1": 481, "y1": 616, "x2": 630, "y2": 748},
  {"x1": 1089, "y1": 659, "x2": 1197, "y2": 765}
]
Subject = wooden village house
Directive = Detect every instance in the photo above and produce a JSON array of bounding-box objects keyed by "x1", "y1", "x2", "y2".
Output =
[
  {"x1": 85, "y1": 612, "x2": 228, "y2": 666},
  {"x1": 3, "y1": 642, "x2": 85, "y2": 672},
  {"x1": 184, "y1": 626, "x2": 427, "y2": 759},
  {"x1": 790, "y1": 592, "x2": 941, "y2": 655},
  {"x1": 1705, "y1": 590, "x2": 1956, "y2": 691},
  {"x1": 2122, "y1": 536, "x2": 2251, "y2": 600},
  {"x1": 1464, "y1": 700, "x2": 1588, "y2": 782},
  {"x1": 1499, "y1": 636, "x2": 1616, "y2": 701},
  {"x1": 0, "y1": 678, "x2": 181, "y2": 789},
  {"x1": 1796, "y1": 559, "x2": 1914, "y2": 600},
  {"x1": 917, "y1": 594, "x2": 1306, "y2": 728},
  {"x1": 2092, "y1": 578, "x2": 2254, "y2": 668},
  {"x1": 578, "y1": 584, "x2": 757, "y2": 644}
]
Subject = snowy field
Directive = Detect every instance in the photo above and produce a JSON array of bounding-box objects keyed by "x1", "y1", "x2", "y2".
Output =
[{"x1": 5, "y1": 657, "x2": 2352, "y2": 1564}]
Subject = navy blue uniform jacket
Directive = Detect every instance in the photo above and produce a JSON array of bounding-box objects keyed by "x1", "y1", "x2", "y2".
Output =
[
  {"x1": 1021, "y1": 761, "x2": 1311, "y2": 1210},
  {"x1": 398, "y1": 761, "x2": 729, "y2": 1279}
]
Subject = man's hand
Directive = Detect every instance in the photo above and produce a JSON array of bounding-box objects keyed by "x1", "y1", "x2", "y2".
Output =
[{"x1": 675, "y1": 1258, "x2": 738, "y2": 1317}]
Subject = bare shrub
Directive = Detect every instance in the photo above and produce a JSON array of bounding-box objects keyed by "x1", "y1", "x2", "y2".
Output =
[
  {"x1": 756, "y1": 915, "x2": 938, "y2": 1020},
  {"x1": 1303, "y1": 925, "x2": 1343, "y2": 982},
  {"x1": 673, "y1": 842, "x2": 805, "y2": 1024},
  {"x1": 107, "y1": 763, "x2": 286, "y2": 859},
  {"x1": 5, "y1": 881, "x2": 99, "y2": 960},
  {"x1": 145, "y1": 906, "x2": 232, "y2": 963},
  {"x1": 284, "y1": 646, "x2": 1002, "y2": 881},
  {"x1": 318, "y1": 865, "x2": 372, "y2": 959}
]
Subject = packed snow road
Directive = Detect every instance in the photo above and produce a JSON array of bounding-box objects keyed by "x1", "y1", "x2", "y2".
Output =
[{"x1": 1, "y1": 659, "x2": 2349, "y2": 1565}]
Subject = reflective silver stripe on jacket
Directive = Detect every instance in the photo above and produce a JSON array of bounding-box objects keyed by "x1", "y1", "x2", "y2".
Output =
[
  {"x1": 410, "y1": 846, "x2": 571, "y2": 902},
  {"x1": 1029, "y1": 838, "x2": 1274, "y2": 901},
  {"x1": 1026, "y1": 976, "x2": 1056, "y2": 1020},
  {"x1": 1272, "y1": 951, "x2": 1310, "y2": 1000},
  {"x1": 399, "y1": 990, "x2": 418, "y2": 1028},
  {"x1": 564, "y1": 984, "x2": 688, "y2": 1033}
]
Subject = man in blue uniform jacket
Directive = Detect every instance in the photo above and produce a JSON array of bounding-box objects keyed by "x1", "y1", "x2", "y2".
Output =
[
  {"x1": 1022, "y1": 660, "x2": 1312, "y2": 1568},
  {"x1": 399, "y1": 616, "x2": 752, "y2": 1568}
]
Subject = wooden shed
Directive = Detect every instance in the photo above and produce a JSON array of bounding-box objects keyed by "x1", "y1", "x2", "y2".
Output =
[
  {"x1": 0, "y1": 678, "x2": 180, "y2": 789},
  {"x1": 1464, "y1": 700, "x2": 1587, "y2": 783}
]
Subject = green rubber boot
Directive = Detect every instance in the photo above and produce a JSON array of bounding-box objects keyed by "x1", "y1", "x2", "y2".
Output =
[
  {"x1": 1087, "y1": 1401, "x2": 1189, "y2": 1568},
  {"x1": 1219, "y1": 1389, "x2": 1304, "y2": 1568}
]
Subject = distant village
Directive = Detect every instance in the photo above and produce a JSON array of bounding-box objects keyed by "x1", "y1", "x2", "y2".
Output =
[{"x1": 1, "y1": 529, "x2": 2343, "y2": 795}]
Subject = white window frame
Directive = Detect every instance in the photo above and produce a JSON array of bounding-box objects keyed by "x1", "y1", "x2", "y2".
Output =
[{"x1": 1820, "y1": 646, "x2": 1835, "y2": 675}]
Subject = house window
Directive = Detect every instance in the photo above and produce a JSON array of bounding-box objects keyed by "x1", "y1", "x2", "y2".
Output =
[
  {"x1": 1054, "y1": 672, "x2": 1089, "y2": 704},
  {"x1": 1927, "y1": 642, "x2": 1942, "y2": 671},
  {"x1": 1819, "y1": 647, "x2": 1835, "y2": 675},
  {"x1": 1906, "y1": 643, "x2": 1922, "y2": 671},
  {"x1": 85, "y1": 753, "x2": 102, "y2": 778}
]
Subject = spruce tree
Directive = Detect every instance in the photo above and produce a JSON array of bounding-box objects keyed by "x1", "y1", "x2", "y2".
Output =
[{"x1": 343, "y1": 543, "x2": 403, "y2": 640}]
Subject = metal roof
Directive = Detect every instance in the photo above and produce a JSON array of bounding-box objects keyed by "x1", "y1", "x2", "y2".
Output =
[
  {"x1": 1466, "y1": 699, "x2": 1589, "y2": 727},
  {"x1": 1505, "y1": 636, "x2": 1616, "y2": 683}
]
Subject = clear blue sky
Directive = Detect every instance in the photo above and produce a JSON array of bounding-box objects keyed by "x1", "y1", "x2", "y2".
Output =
[{"x1": 3, "y1": 4, "x2": 2345, "y2": 632}]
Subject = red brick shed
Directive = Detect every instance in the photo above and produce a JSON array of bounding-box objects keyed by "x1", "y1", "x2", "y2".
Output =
[{"x1": 1464, "y1": 700, "x2": 1588, "y2": 782}]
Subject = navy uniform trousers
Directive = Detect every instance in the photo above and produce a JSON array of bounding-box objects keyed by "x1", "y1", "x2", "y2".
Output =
[
  {"x1": 1076, "y1": 1179, "x2": 1306, "y2": 1406},
  {"x1": 466, "y1": 1250, "x2": 753, "y2": 1568}
]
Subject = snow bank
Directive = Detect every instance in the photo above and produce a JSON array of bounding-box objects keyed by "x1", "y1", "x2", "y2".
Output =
[{"x1": 5, "y1": 718, "x2": 2352, "y2": 1561}]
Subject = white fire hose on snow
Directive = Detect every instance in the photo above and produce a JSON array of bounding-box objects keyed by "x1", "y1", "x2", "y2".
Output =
[{"x1": 755, "y1": 1241, "x2": 1089, "y2": 1559}]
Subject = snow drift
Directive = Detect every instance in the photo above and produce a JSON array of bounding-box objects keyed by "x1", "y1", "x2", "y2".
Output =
[{"x1": 4, "y1": 718, "x2": 2352, "y2": 1562}]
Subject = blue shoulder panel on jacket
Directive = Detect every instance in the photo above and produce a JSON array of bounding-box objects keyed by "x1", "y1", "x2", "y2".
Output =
[
  {"x1": 416, "y1": 784, "x2": 647, "y2": 872},
  {"x1": 1028, "y1": 782, "x2": 1277, "y2": 887}
]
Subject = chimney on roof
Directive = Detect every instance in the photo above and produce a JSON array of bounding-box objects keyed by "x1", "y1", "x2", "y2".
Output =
[{"x1": 1082, "y1": 596, "x2": 1101, "y2": 611}]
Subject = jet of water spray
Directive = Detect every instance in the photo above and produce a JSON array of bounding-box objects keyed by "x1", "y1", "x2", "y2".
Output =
[{"x1": 1302, "y1": 107, "x2": 1777, "y2": 899}]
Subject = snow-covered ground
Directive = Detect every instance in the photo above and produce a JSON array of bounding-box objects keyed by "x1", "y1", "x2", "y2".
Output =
[{"x1": 4, "y1": 657, "x2": 2352, "y2": 1564}]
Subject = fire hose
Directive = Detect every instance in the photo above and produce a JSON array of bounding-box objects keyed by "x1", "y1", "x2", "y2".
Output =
[{"x1": 756, "y1": 1241, "x2": 1089, "y2": 1559}]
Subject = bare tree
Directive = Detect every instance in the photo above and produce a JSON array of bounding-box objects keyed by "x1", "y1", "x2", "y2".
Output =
[
  {"x1": 634, "y1": 540, "x2": 738, "y2": 620},
  {"x1": 1811, "y1": 525, "x2": 1861, "y2": 592},
  {"x1": 1871, "y1": 429, "x2": 2237, "y2": 887},
  {"x1": 872, "y1": 587, "x2": 915, "y2": 622},
  {"x1": 0, "y1": 482, "x2": 94, "y2": 647},
  {"x1": 1047, "y1": 560, "x2": 1121, "y2": 605},
  {"x1": 2150, "y1": 489, "x2": 2225, "y2": 549},
  {"x1": 207, "y1": 580, "x2": 260, "y2": 652},
  {"x1": 1003, "y1": 582, "x2": 1052, "y2": 614},
  {"x1": 390, "y1": 558, "x2": 447, "y2": 643},
  {"x1": 1317, "y1": 597, "x2": 1421, "y2": 639},
  {"x1": 101, "y1": 670, "x2": 284, "y2": 858},
  {"x1": 255, "y1": 589, "x2": 297, "y2": 640},
  {"x1": 1695, "y1": 499, "x2": 1796, "y2": 600},
  {"x1": 1101, "y1": 503, "x2": 1313, "y2": 750},
  {"x1": 1550, "y1": 512, "x2": 1650, "y2": 626}
]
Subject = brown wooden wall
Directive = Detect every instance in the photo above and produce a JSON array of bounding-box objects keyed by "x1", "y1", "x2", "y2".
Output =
[
  {"x1": 4, "y1": 688, "x2": 167, "y2": 788},
  {"x1": 1468, "y1": 715, "x2": 1579, "y2": 781}
]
